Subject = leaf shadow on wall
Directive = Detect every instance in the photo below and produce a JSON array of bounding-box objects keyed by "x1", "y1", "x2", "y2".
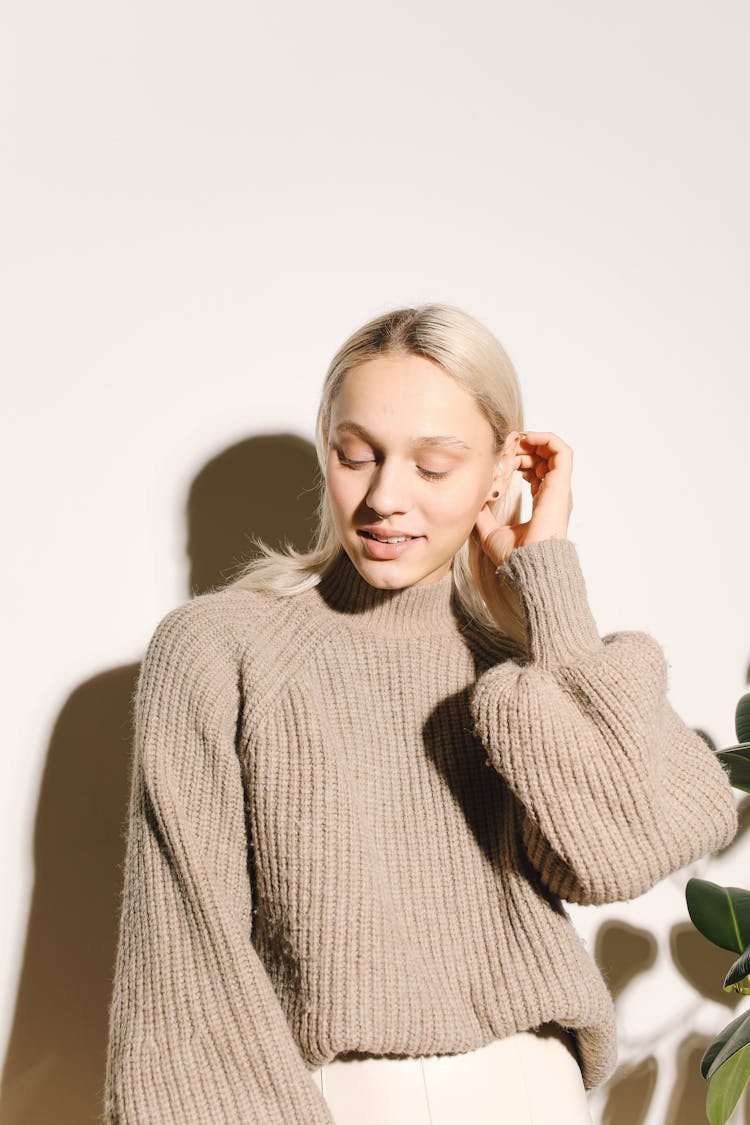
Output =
[{"x1": 597, "y1": 792, "x2": 750, "y2": 1125}]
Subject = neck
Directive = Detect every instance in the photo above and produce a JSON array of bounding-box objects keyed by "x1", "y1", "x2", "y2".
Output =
[{"x1": 315, "y1": 549, "x2": 458, "y2": 636}]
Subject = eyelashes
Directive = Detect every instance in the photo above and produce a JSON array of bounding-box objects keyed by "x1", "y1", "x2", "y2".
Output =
[{"x1": 335, "y1": 452, "x2": 449, "y2": 481}]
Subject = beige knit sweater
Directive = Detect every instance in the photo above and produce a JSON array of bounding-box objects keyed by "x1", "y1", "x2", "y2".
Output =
[{"x1": 103, "y1": 537, "x2": 738, "y2": 1123}]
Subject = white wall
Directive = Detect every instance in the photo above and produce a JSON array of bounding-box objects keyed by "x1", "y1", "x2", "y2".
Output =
[{"x1": 3, "y1": 2, "x2": 749, "y2": 1121}]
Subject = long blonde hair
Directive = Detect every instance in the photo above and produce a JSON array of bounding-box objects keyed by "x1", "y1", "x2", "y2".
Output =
[{"x1": 227, "y1": 303, "x2": 528, "y2": 645}]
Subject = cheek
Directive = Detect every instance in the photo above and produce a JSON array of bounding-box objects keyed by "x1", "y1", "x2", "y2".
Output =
[
  {"x1": 325, "y1": 465, "x2": 357, "y2": 515},
  {"x1": 427, "y1": 479, "x2": 484, "y2": 524}
]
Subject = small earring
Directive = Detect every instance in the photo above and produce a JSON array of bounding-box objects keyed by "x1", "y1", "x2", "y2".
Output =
[{"x1": 491, "y1": 490, "x2": 499, "y2": 499}]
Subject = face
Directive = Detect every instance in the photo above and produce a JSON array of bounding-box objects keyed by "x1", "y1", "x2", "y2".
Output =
[{"x1": 325, "y1": 352, "x2": 507, "y2": 588}]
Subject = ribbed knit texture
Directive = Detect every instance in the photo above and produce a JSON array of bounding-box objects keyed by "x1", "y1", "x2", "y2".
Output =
[{"x1": 103, "y1": 538, "x2": 738, "y2": 1123}]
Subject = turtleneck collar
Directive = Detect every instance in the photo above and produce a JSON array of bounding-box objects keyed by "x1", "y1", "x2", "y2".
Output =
[{"x1": 315, "y1": 548, "x2": 459, "y2": 636}]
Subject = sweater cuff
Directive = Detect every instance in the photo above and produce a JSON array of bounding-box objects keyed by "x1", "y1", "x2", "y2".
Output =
[{"x1": 496, "y1": 538, "x2": 605, "y2": 669}]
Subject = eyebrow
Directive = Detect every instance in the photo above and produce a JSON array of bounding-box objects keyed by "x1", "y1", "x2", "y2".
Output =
[{"x1": 333, "y1": 420, "x2": 472, "y2": 451}]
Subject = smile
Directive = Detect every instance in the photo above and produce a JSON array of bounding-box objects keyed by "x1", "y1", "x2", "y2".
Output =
[
  {"x1": 356, "y1": 531, "x2": 424, "y2": 559},
  {"x1": 359, "y1": 531, "x2": 416, "y2": 543}
]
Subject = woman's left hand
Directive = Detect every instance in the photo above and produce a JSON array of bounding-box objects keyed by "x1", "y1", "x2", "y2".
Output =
[{"x1": 473, "y1": 430, "x2": 574, "y2": 567}]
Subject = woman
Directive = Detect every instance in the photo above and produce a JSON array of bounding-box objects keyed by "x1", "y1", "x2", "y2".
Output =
[{"x1": 103, "y1": 304, "x2": 738, "y2": 1124}]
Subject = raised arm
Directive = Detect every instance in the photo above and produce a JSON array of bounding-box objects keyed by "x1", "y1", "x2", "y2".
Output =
[
  {"x1": 470, "y1": 538, "x2": 738, "y2": 906},
  {"x1": 104, "y1": 599, "x2": 333, "y2": 1124}
]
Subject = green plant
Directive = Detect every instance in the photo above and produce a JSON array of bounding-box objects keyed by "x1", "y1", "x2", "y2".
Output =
[{"x1": 685, "y1": 690, "x2": 750, "y2": 1125}]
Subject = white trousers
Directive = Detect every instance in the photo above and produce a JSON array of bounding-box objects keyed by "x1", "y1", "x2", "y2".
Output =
[{"x1": 309, "y1": 1023, "x2": 594, "y2": 1125}]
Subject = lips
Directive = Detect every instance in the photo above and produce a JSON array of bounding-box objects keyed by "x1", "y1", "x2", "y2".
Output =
[{"x1": 357, "y1": 530, "x2": 424, "y2": 560}]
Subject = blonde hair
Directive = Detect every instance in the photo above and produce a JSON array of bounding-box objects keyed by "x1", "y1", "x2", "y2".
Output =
[{"x1": 226, "y1": 302, "x2": 527, "y2": 645}]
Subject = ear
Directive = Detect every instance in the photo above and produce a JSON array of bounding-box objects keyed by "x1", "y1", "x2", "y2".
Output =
[
  {"x1": 485, "y1": 459, "x2": 505, "y2": 503},
  {"x1": 485, "y1": 431, "x2": 520, "y2": 504}
]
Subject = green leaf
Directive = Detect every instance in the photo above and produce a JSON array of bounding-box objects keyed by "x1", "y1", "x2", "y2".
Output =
[
  {"x1": 702, "y1": 1010, "x2": 750, "y2": 1079},
  {"x1": 725, "y1": 948, "x2": 750, "y2": 990},
  {"x1": 716, "y1": 744, "x2": 750, "y2": 793},
  {"x1": 686, "y1": 879, "x2": 750, "y2": 953},
  {"x1": 706, "y1": 1040, "x2": 750, "y2": 1124},
  {"x1": 736, "y1": 692, "x2": 750, "y2": 746}
]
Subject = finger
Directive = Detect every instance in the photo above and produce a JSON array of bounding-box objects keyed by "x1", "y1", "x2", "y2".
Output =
[
  {"x1": 518, "y1": 454, "x2": 550, "y2": 479},
  {"x1": 474, "y1": 503, "x2": 499, "y2": 539},
  {"x1": 519, "y1": 430, "x2": 566, "y2": 446},
  {"x1": 518, "y1": 431, "x2": 573, "y2": 459},
  {"x1": 472, "y1": 505, "x2": 519, "y2": 565}
]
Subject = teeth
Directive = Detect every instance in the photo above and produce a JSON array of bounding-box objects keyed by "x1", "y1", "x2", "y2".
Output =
[{"x1": 366, "y1": 532, "x2": 411, "y2": 543}]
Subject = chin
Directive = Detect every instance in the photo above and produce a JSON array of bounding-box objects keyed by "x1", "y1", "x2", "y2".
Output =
[
  {"x1": 355, "y1": 560, "x2": 416, "y2": 589},
  {"x1": 358, "y1": 552, "x2": 452, "y2": 590}
]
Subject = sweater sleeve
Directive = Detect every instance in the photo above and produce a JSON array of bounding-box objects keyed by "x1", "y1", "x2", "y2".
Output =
[
  {"x1": 470, "y1": 538, "x2": 739, "y2": 906},
  {"x1": 104, "y1": 600, "x2": 334, "y2": 1124}
]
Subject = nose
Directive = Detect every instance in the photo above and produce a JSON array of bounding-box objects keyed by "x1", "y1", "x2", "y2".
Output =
[{"x1": 364, "y1": 459, "x2": 411, "y2": 519}]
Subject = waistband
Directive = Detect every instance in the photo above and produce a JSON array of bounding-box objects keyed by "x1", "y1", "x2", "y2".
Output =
[
  {"x1": 309, "y1": 1024, "x2": 591, "y2": 1125},
  {"x1": 315, "y1": 1021, "x2": 578, "y2": 1071}
]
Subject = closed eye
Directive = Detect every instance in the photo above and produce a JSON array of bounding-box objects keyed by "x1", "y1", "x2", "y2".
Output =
[{"x1": 336, "y1": 452, "x2": 450, "y2": 481}]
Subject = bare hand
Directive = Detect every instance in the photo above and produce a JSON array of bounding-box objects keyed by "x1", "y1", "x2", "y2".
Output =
[{"x1": 473, "y1": 430, "x2": 574, "y2": 567}]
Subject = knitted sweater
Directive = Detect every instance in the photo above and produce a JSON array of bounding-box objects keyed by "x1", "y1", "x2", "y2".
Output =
[{"x1": 103, "y1": 537, "x2": 738, "y2": 1124}]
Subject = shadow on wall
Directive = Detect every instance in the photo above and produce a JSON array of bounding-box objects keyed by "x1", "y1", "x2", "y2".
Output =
[
  {"x1": 596, "y1": 795, "x2": 750, "y2": 1125},
  {"x1": 0, "y1": 434, "x2": 321, "y2": 1125},
  {"x1": 187, "y1": 432, "x2": 322, "y2": 596},
  {"x1": 0, "y1": 431, "x2": 747, "y2": 1124}
]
